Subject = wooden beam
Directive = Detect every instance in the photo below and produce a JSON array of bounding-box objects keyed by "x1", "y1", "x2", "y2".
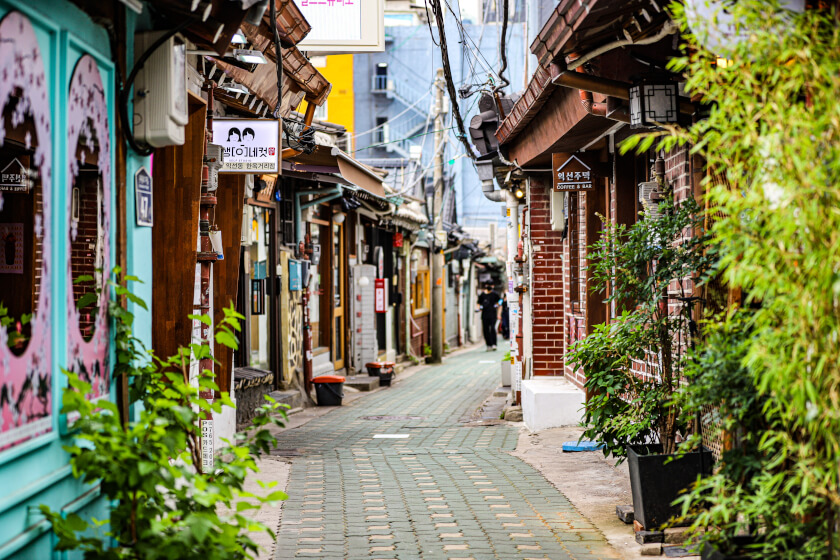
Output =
[
  {"x1": 213, "y1": 174, "x2": 246, "y2": 395},
  {"x1": 152, "y1": 100, "x2": 207, "y2": 362}
]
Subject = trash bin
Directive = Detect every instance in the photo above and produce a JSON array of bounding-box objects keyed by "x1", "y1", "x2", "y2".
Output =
[
  {"x1": 313, "y1": 375, "x2": 345, "y2": 406},
  {"x1": 366, "y1": 361, "x2": 395, "y2": 386}
]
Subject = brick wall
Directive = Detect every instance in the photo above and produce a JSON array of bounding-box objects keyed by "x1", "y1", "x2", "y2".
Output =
[
  {"x1": 629, "y1": 145, "x2": 695, "y2": 381},
  {"x1": 563, "y1": 189, "x2": 588, "y2": 389},
  {"x1": 529, "y1": 178, "x2": 565, "y2": 378},
  {"x1": 71, "y1": 172, "x2": 101, "y2": 340}
]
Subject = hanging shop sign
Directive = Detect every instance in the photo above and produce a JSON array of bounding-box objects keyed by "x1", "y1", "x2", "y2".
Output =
[
  {"x1": 374, "y1": 278, "x2": 387, "y2": 313},
  {"x1": 552, "y1": 153, "x2": 594, "y2": 191},
  {"x1": 213, "y1": 119, "x2": 279, "y2": 174},
  {"x1": 0, "y1": 157, "x2": 29, "y2": 192},
  {"x1": 297, "y1": 0, "x2": 385, "y2": 53},
  {"x1": 135, "y1": 166, "x2": 153, "y2": 226}
]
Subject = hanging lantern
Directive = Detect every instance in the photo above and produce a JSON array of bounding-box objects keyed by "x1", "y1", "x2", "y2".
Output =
[{"x1": 629, "y1": 81, "x2": 679, "y2": 129}]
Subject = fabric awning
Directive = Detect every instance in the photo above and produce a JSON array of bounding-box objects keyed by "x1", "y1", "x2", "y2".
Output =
[{"x1": 285, "y1": 145, "x2": 386, "y2": 199}]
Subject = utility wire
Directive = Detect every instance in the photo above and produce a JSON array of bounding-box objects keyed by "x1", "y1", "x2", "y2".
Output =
[
  {"x1": 494, "y1": 0, "x2": 510, "y2": 91},
  {"x1": 351, "y1": 87, "x2": 432, "y2": 140},
  {"x1": 429, "y1": 0, "x2": 475, "y2": 158}
]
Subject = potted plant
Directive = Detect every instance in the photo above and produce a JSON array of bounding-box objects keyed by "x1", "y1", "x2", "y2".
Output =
[
  {"x1": 501, "y1": 350, "x2": 512, "y2": 386},
  {"x1": 568, "y1": 183, "x2": 715, "y2": 530}
]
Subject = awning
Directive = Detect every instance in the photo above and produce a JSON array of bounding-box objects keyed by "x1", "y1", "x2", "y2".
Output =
[{"x1": 285, "y1": 146, "x2": 387, "y2": 199}]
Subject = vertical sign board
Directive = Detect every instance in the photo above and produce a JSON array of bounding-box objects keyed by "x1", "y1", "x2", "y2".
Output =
[
  {"x1": 374, "y1": 278, "x2": 386, "y2": 313},
  {"x1": 200, "y1": 419, "x2": 214, "y2": 473},
  {"x1": 135, "y1": 166, "x2": 153, "y2": 226},
  {"x1": 552, "y1": 153, "x2": 595, "y2": 191},
  {"x1": 213, "y1": 119, "x2": 279, "y2": 174}
]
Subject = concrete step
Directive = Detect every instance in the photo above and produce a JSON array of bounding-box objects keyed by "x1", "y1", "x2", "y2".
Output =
[
  {"x1": 268, "y1": 390, "x2": 303, "y2": 411},
  {"x1": 521, "y1": 377, "x2": 585, "y2": 432},
  {"x1": 344, "y1": 375, "x2": 380, "y2": 391}
]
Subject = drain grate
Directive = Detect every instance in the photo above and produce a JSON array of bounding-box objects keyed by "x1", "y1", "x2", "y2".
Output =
[{"x1": 360, "y1": 415, "x2": 425, "y2": 421}]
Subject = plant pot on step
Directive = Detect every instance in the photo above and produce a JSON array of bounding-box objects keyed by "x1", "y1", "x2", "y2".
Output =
[
  {"x1": 627, "y1": 444, "x2": 713, "y2": 530},
  {"x1": 501, "y1": 360, "x2": 511, "y2": 386}
]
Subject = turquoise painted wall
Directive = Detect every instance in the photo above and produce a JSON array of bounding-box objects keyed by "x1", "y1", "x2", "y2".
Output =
[{"x1": 0, "y1": 1, "x2": 152, "y2": 558}]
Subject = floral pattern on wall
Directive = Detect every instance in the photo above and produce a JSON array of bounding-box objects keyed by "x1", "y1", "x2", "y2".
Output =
[
  {"x1": 66, "y1": 54, "x2": 111, "y2": 418},
  {"x1": 0, "y1": 12, "x2": 53, "y2": 451}
]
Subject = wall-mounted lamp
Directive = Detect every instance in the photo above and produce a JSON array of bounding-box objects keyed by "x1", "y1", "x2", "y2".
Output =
[
  {"x1": 514, "y1": 186, "x2": 525, "y2": 199},
  {"x1": 333, "y1": 210, "x2": 346, "y2": 224},
  {"x1": 221, "y1": 83, "x2": 249, "y2": 95},
  {"x1": 231, "y1": 29, "x2": 247, "y2": 45},
  {"x1": 629, "y1": 80, "x2": 679, "y2": 129},
  {"x1": 233, "y1": 49, "x2": 267, "y2": 65}
]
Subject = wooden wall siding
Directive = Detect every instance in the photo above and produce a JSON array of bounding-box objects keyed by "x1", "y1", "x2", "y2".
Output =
[
  {"x1": 152, "y1": 100, "x2": 207, "y2": 363},
  {"x1": 213, "y1": 174, "x2": 246, "y2": 395}
]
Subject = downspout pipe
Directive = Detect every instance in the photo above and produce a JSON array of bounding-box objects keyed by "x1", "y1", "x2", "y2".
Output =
[{"x1": 476, "y1": 158, "x2": 504, "y2": 202}]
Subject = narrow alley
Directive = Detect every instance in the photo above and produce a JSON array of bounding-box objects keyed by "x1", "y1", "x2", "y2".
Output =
[{"x1": 270, "y1": 347, "x2": 620, "y2": 560}]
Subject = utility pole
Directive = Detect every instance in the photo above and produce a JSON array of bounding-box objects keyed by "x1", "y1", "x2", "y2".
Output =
[{"x1": 431, "y1": 68, "x2": 445, "y2": 363}]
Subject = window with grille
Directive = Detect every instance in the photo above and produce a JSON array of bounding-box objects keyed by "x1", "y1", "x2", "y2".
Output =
[{"x1": 568, "y1": 192, "x2": 584, "y2": 313}]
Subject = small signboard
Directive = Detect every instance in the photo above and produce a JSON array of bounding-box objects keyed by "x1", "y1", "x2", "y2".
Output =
[
  {"x1": 213, "y1": 119, "x2": 280, "y2": 174},
  {"x1": 552, "y1": 153, "x2": 594, "y2": 191},
  {"x1": 289, "y1": 260, "x2": 302, "y2": 291},
  {"x1": 0, "y1": 158, "x2": 29, "y2": 192},
  {"x1": 135, "y1": 166, "x2": 153, "y2": 226},
  {"x1": 200, "y1": 419, "x2": 214, "y2": 473},
  {"x1": 374, "y1": 278, "x2": 386, "y2": 313}
]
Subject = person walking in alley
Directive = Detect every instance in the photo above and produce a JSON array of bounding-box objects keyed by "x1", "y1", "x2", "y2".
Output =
[{"x1": 477, "y1": 284, "x2": 500, "y2": 351}]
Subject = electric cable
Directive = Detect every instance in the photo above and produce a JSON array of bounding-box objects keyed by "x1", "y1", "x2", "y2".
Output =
[
  {"x1": 270, "y1": 0, "x2": 284, "y2": 118},
  {"x1": 494, "y1": 0, "x2": 510, "y2": 91},
  {"x1": 429, "y1": 0, "x2": 475, "y2": 158},
  {"x1": 119, "y1": 17, "x2": 195, "y2": 157}
]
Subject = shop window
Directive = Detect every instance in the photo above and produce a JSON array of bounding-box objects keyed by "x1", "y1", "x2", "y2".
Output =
[
  {"x1": 412, "y1": 268, "x2": 430, "y2": 315},
  {"x1": 0, "y1": 12, "x2": 54, "y2": 450}
]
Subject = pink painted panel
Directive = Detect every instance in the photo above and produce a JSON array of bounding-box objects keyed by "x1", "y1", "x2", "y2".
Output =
[
  {"x1": 66, "y1": 54, "x2": 111, "y2": 415},
  {"x1": 0, "y1": 12, "x2": 53, "y2": 451}
]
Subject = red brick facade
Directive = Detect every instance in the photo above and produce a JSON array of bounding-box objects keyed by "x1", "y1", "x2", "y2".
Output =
[{"x1": 529, "y1": 177, "x2": 565, "y2": 377}]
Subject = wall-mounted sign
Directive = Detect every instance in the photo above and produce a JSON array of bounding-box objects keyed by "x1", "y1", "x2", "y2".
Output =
[
  {"x1": 297, "y1": 0, "x2": 385, "y2": 53},
  {"x1": 200, "y1": 419, "x2": 214, "y2": 473},
  {"x1": 289, "y1": 260, "x2": 302, "y2": 291},
  {"x1": 212, "y1": 119, "x2": 279, "y2": 174},
  {"x1": 374, "y1": 278, "x2": 386, "y2": 313},
  {"x1": 552, "y1": 153, "x2": 594, "y2": 191},
  {"x1": 135, "y1": 166, "x2": 153, "y2": 226},
  {"x1": 0, "y1": 157, "x2": 29, "y2": 192}
]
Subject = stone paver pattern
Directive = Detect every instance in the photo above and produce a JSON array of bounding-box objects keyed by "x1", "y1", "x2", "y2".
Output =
[{"x1": 272, "y1": 348, "x2": 620, "y2": 560}]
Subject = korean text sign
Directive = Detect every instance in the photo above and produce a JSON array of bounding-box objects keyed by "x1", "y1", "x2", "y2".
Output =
[{"x1": 213, "y1": 119, "x2": 280, "y2": 174}]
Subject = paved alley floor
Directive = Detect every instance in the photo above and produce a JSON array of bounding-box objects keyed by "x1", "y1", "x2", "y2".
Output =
[{"x1": 271, "y1": 347, "x2": 621, "y2": 560}]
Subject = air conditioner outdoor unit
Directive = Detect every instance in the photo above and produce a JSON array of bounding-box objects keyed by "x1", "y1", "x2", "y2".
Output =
[{"x1": 133, "y1": 32, "x2": 188, "y2": 148}]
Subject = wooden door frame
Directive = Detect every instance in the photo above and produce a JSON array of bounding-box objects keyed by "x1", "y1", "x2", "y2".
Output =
[{"x1": 332, "y1": 220, "x2": 346, "y2": 370}]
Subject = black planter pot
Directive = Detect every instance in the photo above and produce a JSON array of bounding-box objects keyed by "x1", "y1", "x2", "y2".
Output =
[
  {"x1": 700, "y1": 537, "x2": 758, "y2": 560},
  {"x1": 627, "y1": 444, "x2": 713, "y2": 530}
]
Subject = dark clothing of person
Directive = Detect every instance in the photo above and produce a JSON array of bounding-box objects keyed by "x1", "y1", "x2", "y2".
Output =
[
  {"x1": 500, "y1": 299, "x2": 510, "y2": 340},
  {"x1": 482, "y1": 318, "x2": 498, "y2": 349},
  {"x1": 477, "y1": 291, "x2": 499, "y2": 348}
]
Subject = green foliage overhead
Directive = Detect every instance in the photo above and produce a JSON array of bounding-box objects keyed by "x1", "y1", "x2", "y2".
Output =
[
  {"x1": 41, "y1": 270, "x2": 289, "y2": 559},
  {"x1": 621, "y1": 1, "x2": 840, "y2": 557}
]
